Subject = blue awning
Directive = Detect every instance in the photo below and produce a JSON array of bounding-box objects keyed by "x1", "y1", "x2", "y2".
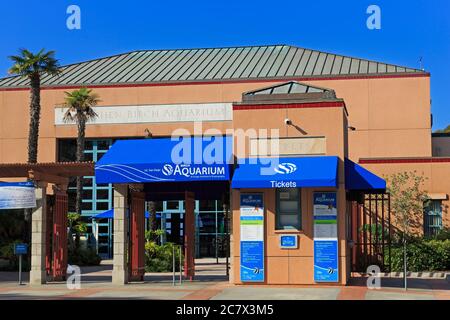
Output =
[
  {"x1": 345, "y1": 159, "x2": 386, "y2": 191},
  {"x1": 91, "y1": 209, "x2": 160, "y2": 220},
  {"x1": 231, "y1": 156, "x2": 339, "y2": 189},
  {"x1": 95, "y1": 137, "x2": 233, "y2": 184}
]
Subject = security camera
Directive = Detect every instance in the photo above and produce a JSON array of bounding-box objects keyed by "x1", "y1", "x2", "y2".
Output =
[{"x1": 284, "y1": 118, "x2": 292, "y2": 125}]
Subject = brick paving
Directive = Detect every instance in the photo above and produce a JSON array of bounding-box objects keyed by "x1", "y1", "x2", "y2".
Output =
[{"x1": 0, "y1": 259, "x2": 448, "y2": 300}]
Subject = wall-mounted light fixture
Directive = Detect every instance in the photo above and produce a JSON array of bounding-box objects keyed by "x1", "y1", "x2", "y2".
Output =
[{"x1": 144, "y1": 128, "x2": 152, "y2": 138}]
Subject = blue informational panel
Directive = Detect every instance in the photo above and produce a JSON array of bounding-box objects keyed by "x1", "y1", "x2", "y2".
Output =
[
  {"x1": 14, "y1": 243, "x2": 28, "y2": 255},
  {"x1": 313, "y1": 240, "x2": 338, "y2": 282},
  {"x1": 0, "y1": 182, "x2": 36, "y2": 210},
  {"x1": 313, "y1": 192, "x2": 339, "y2": 283},
  {"x1": 240, "y1": 194, "x2": 264, "y2": 282},
  {"x1": 240, "y1": 241, "x2": 264, "y2": 281},
  {"x1": 280, "y1": 235, "x2": 298, "y2": 249}
]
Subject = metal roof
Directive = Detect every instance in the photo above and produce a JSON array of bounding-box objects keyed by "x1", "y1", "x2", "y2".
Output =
[{"x1": 0, "y1": 45, "x2": 427, "y2": 89}]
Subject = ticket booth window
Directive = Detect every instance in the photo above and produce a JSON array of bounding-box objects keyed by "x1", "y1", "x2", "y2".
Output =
[{"x1": 276, "y1": 188, "x2": 301, "y2": 230}]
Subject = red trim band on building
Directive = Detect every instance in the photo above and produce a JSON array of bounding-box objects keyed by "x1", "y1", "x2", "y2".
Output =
[
  {"x1": 359, "y1": 158, "x2": 450, "y2": 164},
  {"x1": 233, "y1": 101, "x2": 346, "y2": 111},
  {"x1": 0, "y1": 73, "x2": 430, "y2": 92}
]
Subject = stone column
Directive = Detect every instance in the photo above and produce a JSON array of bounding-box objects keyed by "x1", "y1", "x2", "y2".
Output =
[
  {"x1": 30, "y1": 182, "x2": 48, "y2": 286},
  {"x1": 112, "y1": 184, "x2": 129, "y2": 285}
]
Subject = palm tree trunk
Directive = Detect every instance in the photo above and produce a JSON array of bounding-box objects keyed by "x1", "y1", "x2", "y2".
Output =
[
  {"x1": 28, "y1": 74, "x2": 41, "y2": 164},
  {"x1": 148, "y1": 202, "x2": 157, "y2": 231},
  {"x1": 24, "y1": 74, "x2": 41, "y2": 251},
  {"x1": 75, "y1": 118, "x2": 86, "y2": 214},
  {"x1": 75, "y1": 118, "x2": 86, "y2": 250}
]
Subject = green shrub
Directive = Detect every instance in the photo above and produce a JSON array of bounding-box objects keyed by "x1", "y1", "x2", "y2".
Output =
[
  {"x1": 434, "y1": 228, "x2": 450, "y2": 241},
  {"x1": 145, "y1": 229, "x2": 164, "y2": 243},
  {"x1": 386, "y1": 239, "x2": 450, "y2": 271},
  {"x1": 145, "y1": 241, "x2": 184, "y2": 272},
  {"x1": 68, "y1": 246, "x2": 101, "y2": 266}
]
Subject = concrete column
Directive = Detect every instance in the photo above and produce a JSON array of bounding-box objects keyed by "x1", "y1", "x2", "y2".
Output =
[
  {"x1": 30, "y1": 183, "x2": 48, "y2": 286},
  {"x1": 112, "y1": 184, "x2": 129, "y2": 285}
]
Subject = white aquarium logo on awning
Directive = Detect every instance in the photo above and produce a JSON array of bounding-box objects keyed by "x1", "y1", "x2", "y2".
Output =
[
  {"x1": 162, "y1": 164, "x2": 174, "y2": 176},
  {"x1": 274, "y1": 163, "x2": 297, "y2": 175},
  {"x1": 162, "y1": 164, "x2": 225, "y2": 178}
]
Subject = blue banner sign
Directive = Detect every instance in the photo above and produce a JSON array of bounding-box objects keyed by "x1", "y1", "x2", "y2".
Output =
[
  {"x1": 14, "y1": 243, "x2": 28, "y2": 255},
  {"x1": 314, "y1": 240, "x2": 339, "y2": 282},
  {"x1": 280, "y1": 235, "x2": 298, "y2": 249},
  {"x1": 240, "y1": 194, "x2": 264, "y2": 282},
  {"x1": 0, "y1": 182, "x2": 36, "y2": 210}
]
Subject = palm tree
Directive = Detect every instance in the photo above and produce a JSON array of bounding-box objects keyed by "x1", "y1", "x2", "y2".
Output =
[
  {"x1": 62, "y1": 88, "x2": 100, "y2": 220},
  {"x1": 8, "y1": 49, "x2": 60, "y2": 163}
]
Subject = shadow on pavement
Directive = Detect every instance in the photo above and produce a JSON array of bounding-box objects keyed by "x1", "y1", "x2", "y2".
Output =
[
  {"x1": 1, "y1": 259, "x2": 229, "y2": 285},
  {"x1": 349, "y1": 276, "x2": 450, "y2": 290}
]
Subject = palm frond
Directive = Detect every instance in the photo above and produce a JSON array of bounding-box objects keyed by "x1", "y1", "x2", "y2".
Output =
[
  {"x1": 7, "y1": 48, "x2": 61, "y2": 78},
  {"x1": 63, "y1": 109, "x2": 76, "y2": 123},
  {"x1": 61, "y1": 88, "x2": 100, "y2": 124}
]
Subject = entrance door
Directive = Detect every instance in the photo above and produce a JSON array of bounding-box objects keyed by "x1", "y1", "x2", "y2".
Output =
[
  {"x1": 162, "y1": 201, "x2": 184, "y2": 246},
  {"x1": 196, "y1": 200, "x2": 227, "y2": 259}
]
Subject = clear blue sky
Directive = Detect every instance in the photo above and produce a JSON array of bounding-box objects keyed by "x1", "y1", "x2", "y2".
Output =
[{"x1": 0, "y1": 0, "x2": 448, "y2": 130}]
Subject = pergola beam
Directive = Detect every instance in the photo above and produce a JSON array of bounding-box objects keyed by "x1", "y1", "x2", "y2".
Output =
[{"x1": 28, "y1": 169, "x2": 69, "y2": 187}]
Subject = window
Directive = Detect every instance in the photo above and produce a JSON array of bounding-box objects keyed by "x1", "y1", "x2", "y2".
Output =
[
  {"x1": 165, "y1": 201, "x2": 181, "y2": 211},
  {"x1": 199, "y1": 200, "x2": 216, "y2": 211},
  {"x1": 424, "y1": 200, "x2": 443, "y2": 237},
  {"x1": 276, "y1": 188, "x2": 301, "y2": 230},
  {"x1": 58, "y1": 139, "x2": 77, "y2": 162}
]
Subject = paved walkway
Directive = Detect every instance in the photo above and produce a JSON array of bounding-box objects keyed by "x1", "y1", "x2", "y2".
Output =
[{"x1": 0, "y1": 259, "x2": 448, "y2": 300}]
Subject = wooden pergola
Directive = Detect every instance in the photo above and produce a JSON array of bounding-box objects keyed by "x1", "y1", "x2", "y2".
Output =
[
  {"x1": 0, "y1": 162, "x2": 94, "y2": 285},
  {"x1": 0, "y1": 162, "x2": 94, "y2": 187}
]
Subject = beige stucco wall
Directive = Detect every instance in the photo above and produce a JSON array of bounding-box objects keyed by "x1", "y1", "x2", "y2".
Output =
[
  {"x1": 311, "y1": 77, "x2": 432, "y2": 160},
  {"x1": 0, "y1": 75, "x2": 431, "y2": 163}
]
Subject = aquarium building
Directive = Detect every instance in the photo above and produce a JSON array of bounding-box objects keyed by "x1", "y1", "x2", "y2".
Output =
[{"x1": 0, "y1": 45, "x2": 449, "y2": 285}]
